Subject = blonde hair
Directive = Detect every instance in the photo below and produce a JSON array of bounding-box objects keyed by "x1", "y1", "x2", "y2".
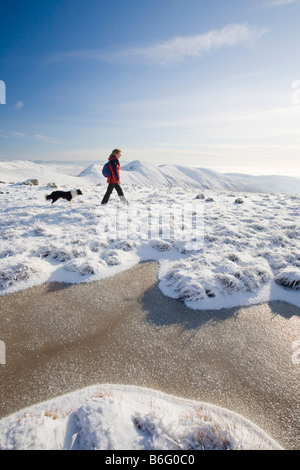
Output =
[{"x1": 109, "y1": 149, "x2": 122, "y2": 158}]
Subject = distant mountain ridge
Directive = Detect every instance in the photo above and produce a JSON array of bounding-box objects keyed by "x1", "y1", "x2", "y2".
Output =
[
  {"x1": 78, "y1": 160, "x2": 300, "y2": 194},
  {"x1": 0, "y1": 160, "x2": 299, "y2": 194}
]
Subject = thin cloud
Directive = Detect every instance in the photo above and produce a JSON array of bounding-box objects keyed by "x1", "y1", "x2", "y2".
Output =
[
  {"x1": 33, "y1": 133, "x2": 59, "y2": 143},
  {"x1": 47, "y1": 23, "x2": 267, "y2": 67},
  {"x1": 0, "y1": 130, "x2": 59, "y2": 143},
  {"x1": 14, "y1": 101, "x2": 24, "y2": 110},
  {"x1": 115, "y1": 23, "x2": 268, "y2": 65},
  {"x1": 264, "y1": 0, "x2": 297, "y2": 6}
]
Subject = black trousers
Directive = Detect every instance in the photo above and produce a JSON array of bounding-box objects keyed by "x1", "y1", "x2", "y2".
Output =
[{"x1": 101, "y1": 183, "x2": 124, "y2": 204}]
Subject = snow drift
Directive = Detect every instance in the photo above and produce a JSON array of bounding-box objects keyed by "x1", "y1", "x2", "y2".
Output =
[{"x1": 0, "y1": 384, "x2": 282, "y2": 450}]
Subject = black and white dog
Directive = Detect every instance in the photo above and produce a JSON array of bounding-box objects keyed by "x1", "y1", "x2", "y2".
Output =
[{"x1": 46, "y1": 189, "x2": 83, "y2": 204}]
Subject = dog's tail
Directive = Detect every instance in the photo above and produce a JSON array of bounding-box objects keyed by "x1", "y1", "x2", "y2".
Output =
[{"x1": 45, "y1": 194, "x2": 51, "y2": 201}]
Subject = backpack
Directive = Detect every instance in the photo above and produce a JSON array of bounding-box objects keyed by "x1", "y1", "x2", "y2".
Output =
[{"x1": 102, "y1": 161, "x2": 111, "y2": 178}]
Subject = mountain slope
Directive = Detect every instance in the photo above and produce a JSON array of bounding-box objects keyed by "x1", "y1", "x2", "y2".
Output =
[
  {"x1": 159, "y1": 165, "x2": 239, "y2": 191},
  {"x1": 0, "y1": 160, "x2": 299, "y2": 194}
]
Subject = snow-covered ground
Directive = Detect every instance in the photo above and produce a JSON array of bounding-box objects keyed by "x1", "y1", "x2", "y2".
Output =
[
  {"x1": 0, "y1": 160, "x2": 299, "y2": 450},
  {"x1": 0, "y1": 384, "x2": 283, "y2": 450},
  {"x1": 0, "y1": 160, "x2": 299, "y2": 309}
]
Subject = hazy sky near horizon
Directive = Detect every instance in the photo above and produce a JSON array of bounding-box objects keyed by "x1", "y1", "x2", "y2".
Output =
[{"x1": 1, "y1": 0, "x2": 300, "y2": 176}]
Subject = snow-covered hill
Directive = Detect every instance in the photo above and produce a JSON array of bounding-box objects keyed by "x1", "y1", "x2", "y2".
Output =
[
  {"x1": 224, "y1": 173, "x2": 300, "y2": 195},
  {"x1": 0, "y1": 160, "x2": 82, "y2": 187},
  {"x1": 0, "y1": 159, "x2": 299, "y2": 193},
  {"x1": 159, "y1": 165, "x2": 238, "y2": 191},
  {"x1": 77, "y1": 163, "x2": 104, "y2": 183}
]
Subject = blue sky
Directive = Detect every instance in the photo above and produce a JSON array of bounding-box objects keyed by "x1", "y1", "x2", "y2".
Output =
[{"x1": 1, "y1": 0, "x2": 300, "y2": 176}]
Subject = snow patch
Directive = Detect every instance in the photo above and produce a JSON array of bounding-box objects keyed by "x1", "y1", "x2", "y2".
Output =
[
  {"x1": 275, "y1": 267, "x2": 300, "y2": 290},
  {"x1": 0, "y1": 385, "x2": 283, "y2": 450}
]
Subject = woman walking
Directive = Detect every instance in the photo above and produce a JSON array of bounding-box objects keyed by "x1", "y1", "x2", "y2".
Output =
[{"x1": 101, "y1": 149, "x2": 128, "y2": 205}]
